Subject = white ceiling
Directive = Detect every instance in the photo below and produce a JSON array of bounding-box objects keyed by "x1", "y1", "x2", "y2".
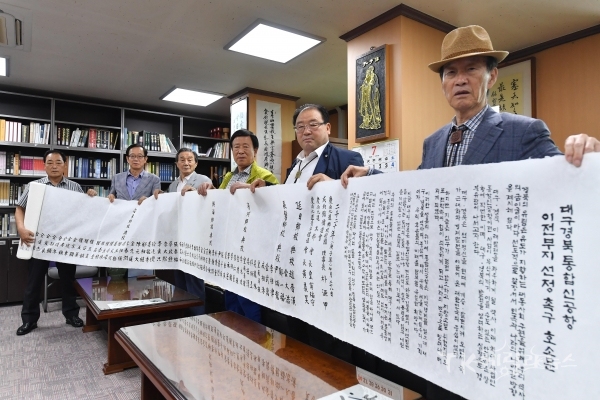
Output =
[{"x1": 1, "y1": 0, "x2": 599, "y2": 120}]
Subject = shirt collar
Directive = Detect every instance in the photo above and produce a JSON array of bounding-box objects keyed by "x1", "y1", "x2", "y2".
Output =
[
  {"x1": 234, "y1": 163, "x2": 253, "y2": 175},
  {"x1": 127, "y1": 169, "x2": 145, "y2": 178},
  {"x1": 179, "y1": 171, "x2": 196, "y2": 182},
  {"x1": 452, "y1": 105, "x2": 489, "y2": 132},
  {"x1": 43, "y1": 176, "x2": 67, "y2": 186},
  {"x1": 296, "y1": 141, "x2": 329, "y2": 161}
]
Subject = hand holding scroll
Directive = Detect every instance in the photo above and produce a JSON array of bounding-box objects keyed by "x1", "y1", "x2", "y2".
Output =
[
  {"x1": 197, "y1": 182, "x2": 215, "y2": 196},
  {"x1": 249, "y1": 179, "x2": 266, "y2": 193},
  {"x1": 340, "y1": 165, "x2": 370, "y2": 188},
  {"x1": 564, "y1": 134, "x2": 600, "y2": 167},
  {"x1": 229, "y1": 182, "x2": 250, "y2": 194},
  {"x1": 306, "y1": 173, "x2": 332, "y2": 190}
]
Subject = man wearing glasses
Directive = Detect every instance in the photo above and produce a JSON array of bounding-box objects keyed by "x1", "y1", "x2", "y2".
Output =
[
  {"x1": 105, "y1": 143, "x2": 161, "y2": 205},
  {"x1": 252, "y1": 103, "x2": 364, "y2": 189}
]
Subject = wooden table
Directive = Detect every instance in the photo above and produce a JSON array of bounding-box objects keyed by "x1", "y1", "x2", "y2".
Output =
[
  {"x1": 74, "y1": 276, "x2": 203, "y2": 375},
  {"x1": 115, "y1": 311, "x2": 423, "y2": 400}
]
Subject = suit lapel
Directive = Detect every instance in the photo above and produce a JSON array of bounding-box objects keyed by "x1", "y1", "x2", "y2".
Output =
[
  {"x1": 313, "y1": 143, "x2": 331, "y2": 175},
  {"x1": 432, "y1": 124, "x2": 452, "y2": 168},
  {"x1": 463, "y1": 109, "x2": 503, "y2": 165}
]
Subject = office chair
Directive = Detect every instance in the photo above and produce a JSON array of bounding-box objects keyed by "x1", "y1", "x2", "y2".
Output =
[{"x1": 43, "y1": 264, "x2": 99, "y2": 312}]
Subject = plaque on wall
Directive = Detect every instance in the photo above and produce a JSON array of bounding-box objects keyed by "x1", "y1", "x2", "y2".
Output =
[{"x1": 355, "y1": 44, "x2": 389, "y2": 143}]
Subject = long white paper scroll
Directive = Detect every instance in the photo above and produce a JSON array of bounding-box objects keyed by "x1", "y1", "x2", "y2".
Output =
[{"x1": 22, "y1": 154, "x2": 600, "y2": 399}]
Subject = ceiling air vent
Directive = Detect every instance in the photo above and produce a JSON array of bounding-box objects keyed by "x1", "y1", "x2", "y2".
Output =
[
  {"x1": 0, "y1": 3, "x2": 31, "y2": 51},
  {"x1": 0, "y1": 10, "x2": 21, "y2": 47}
]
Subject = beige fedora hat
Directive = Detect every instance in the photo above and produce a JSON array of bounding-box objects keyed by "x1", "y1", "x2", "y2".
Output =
[{"x1": 428, "y1": 25, "x2": 509, "y2": 72}]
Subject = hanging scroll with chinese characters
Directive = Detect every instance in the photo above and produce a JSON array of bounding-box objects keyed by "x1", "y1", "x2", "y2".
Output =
[
  {"x1": 256, "y1": 100, "x2": 282, "y2": 182},
  {"x1": 488, "y1": 58, "x2": 535, "y2": 117},
  {"x1": 20, "y1": 153, "x2": 600, "y2": 400},
  {"x1": 229, "y1": 97, "x2": 249, "y2": 172},
  {"x1": 355, "y1": 45, "x2": 390, "y2": 143}
]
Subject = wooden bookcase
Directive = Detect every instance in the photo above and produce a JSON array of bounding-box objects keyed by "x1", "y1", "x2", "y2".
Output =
[{"x1": 0, "y1": 89, "x2": 230, "y2": 303}]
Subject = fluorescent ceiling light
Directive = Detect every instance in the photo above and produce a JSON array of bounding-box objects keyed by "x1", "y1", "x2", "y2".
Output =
[
  {"x1": 0, "y1": 57, "x2": 8, "y2": 77},
  {"x1": 225, "y1": 19, "x2": 325, "y2": 63},
  {"x1": 161, "y1": 87, "x2": 223, "y2": 107}
]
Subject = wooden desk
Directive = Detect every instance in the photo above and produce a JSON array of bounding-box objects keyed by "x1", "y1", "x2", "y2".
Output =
[
  {"x1": 115, "y1": 311, "x2": 423, "y2": 400},
  {"x1": 74, "y1": 277, "x2": 203, "y2": 375}
]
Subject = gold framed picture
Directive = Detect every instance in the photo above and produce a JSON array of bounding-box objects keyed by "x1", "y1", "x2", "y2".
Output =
[{"x1": 355, "y1": 44, "x2": 390, "y2": 143}]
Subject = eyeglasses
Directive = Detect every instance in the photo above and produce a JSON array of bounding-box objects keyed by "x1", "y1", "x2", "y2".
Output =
[
  {"x1": 294, "y1": 122, "x2": 326, "y2": 133},
  {"x1": 127, "y1": 155, "x2": 146, "y2": 159}
]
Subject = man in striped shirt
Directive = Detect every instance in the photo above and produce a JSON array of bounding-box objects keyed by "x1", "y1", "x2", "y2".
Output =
[{"x1": 16, "y1": 150, "x2": 88, "y2": 336}]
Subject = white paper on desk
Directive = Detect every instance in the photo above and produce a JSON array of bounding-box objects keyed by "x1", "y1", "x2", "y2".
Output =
[
  {"x1": 102, "y1": 298, "x2": 165, "y2": 310},
  {"x1": 318, "y1": 384, "x2": 395, "y2": 400}
]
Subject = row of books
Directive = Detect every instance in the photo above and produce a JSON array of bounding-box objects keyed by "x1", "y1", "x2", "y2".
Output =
[
  {"x1": 0, "y1": 212, "x2": 17, "y2": 237},
  {"x1": 0, "y1": 120, "x2": 51, "y2": 144},
  {"x1": 66, "y1": 157, "x2": 117, "y2": 179},
  {"x1": 125, "y1": 129, "x2": 177, "y2": 153},
  {"x1": 0, "y1": 180, "x2": 26, "y2": 206},
  {"x1": 122, "y1": 161, "x2": 176, "y2": 182},
  {"x1": 56, "y1": 126, "x2": 119, "y2": 149},
  {"x1": 182, "y1": 141, "x2": 230, "y2": 159},
  {"x1": 208, "y1": 142, "x2": 230, "y2": 159},
  {"x1": 0, "y1": 152, "x2": 46, "y2": 176},
  {"x1": 146, "y1": 162, "x2": 175, "y2": 182}
]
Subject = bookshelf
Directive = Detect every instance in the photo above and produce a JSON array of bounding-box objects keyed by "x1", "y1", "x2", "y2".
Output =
[
  {"x1": 0, "y1": 89, "x2": 230, "y2": 303},
  {"x1": 124, "y1": 109, "x2": 181, "y2": 187},
  {"x1": 54, "y1": 100, "x2": 122, "y2": 195}
]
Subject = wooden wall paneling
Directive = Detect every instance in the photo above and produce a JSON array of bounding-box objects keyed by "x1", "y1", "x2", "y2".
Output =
[
  {"x1": 399, "y1": 16, "x2": 453, "y2": 171},
  {"x1": 532, "y1": 33, "x2": 600, "y2": 151}
]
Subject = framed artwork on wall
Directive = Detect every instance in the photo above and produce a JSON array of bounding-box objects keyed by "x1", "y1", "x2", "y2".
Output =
[
  {"x1": 488, "y1": 57, "x2": 536, "y2": 117},
  {"x1": 355, "y1": 44, "x2": 390, "y2": 143}
]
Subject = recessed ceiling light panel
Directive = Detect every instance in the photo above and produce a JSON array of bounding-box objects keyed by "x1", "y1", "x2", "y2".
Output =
[
  {"x1": 0, "y1": 57, "x2": 8, "y2": 77},
  {"x1": 161, "y1": 87, "x2": 223, "y2": 107},
  {"x1": 225, "y1": 19, "x2": 325, "y2": 63}
]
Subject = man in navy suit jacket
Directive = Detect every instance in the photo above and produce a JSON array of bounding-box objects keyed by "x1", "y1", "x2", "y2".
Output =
[{"x1": 251, "y1": 103, "x2": 364, "y2": 190}]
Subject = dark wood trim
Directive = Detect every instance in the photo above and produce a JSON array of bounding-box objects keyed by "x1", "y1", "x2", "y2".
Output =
[
  {"x1": 116, "y1": 330, "x2": 186, "y2": 400},
  {"x1": 503, "y1": 24, "x2": 600, "y2": 64},
  {"x1": 339, "y1": 4, "x2": 455, "y2": 42},
  {"x1": 227, "y1": 87, "x2": 300, "y2": 102}
]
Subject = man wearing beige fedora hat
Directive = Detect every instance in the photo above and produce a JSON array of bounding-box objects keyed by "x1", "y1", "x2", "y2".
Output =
[
  {"x1": 341, "y1": 25, "x2": 599, "y2": 185},
  {"x1": 340, "y1": 24, "x2": 599, "y2": 400}
]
